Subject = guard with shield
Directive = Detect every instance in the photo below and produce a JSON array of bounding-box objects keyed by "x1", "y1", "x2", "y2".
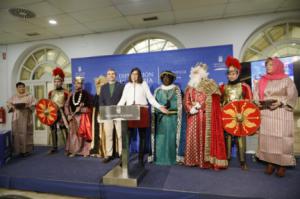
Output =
[
  {"x1": 36, "y1": 67, "x2": 69, "y2": 154},
  {"x1": 220, "y1": 56, "x2": 257, "y2": 170}
]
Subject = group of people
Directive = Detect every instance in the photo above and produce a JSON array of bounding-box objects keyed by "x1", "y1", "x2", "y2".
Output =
[{"x1": 7, "y1": 56, "x2": 298, "y2": 177}]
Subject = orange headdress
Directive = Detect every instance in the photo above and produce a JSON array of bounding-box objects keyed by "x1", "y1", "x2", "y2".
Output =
[{"x1": 52, "y1": 67, "x2": 65, "y2": 81}]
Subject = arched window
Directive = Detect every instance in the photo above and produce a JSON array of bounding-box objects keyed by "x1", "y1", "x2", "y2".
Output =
[
  {"x1": 240, "y1": 19, "x2": 300, "y2": 155},
  {"x1": 18, "y1": 46, "x2": 71, "y2": 145},
  {"x1": 116, "y1": 32, "x2": 184, "y2": 54},
  {"x1": 241, "y1": 20, "x2": 300, "y2": 62},
  {"x1": 19, "y1": 47, "x2": 71, "y2": 81}
]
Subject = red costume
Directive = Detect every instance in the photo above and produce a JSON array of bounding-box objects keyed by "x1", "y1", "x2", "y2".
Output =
[
  {"x1": 219, "y1": 56, "x2": 253, "y2": 170},
  {"x1": 48, "y1": 67, "x2": 69, "y2": 153},
  {"x1": 184, "y1": 64, "x2": 228, "y2": 169},
  {"x1": 65, "y1": 76, "x2": 92, "y2": 157}
]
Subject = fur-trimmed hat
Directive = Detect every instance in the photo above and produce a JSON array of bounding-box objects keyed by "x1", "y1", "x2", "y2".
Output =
[{"x1": 160, "y1": 70, "x2": 176, "y2": 79}]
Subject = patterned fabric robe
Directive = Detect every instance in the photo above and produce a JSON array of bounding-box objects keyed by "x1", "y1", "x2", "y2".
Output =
[
  {"x1": 254, "y1": 78, "x2": 298, "y2": 166},
  {"x1": 150, "y1": 85, "x2": 183, "y2": 165},
  {"x1": 7, "y1": 93, "x2": 36, "y2": 154},
  {"x1": 65, "y1": 90, "x2": 92, "y2": 156},
  {"x1": 90, "y1": 94, "x2": 106, "y2": 157},
  {"x1": 184, "y1": 79, "x2": 228, "y2": 169}
]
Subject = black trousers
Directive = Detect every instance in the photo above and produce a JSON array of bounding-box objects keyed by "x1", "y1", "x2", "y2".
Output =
[{"x1": 128, "y1": 128, "x2": 146, "y2": 163}]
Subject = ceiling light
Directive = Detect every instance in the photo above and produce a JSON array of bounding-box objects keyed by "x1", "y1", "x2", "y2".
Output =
[{"x1": 49, "y1": 19, "x2": 57, "y2": 25}]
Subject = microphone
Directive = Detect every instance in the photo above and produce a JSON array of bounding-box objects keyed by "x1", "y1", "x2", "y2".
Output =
[{"x1": 133, "y1": 83, "x2": 136, "y2": 105}]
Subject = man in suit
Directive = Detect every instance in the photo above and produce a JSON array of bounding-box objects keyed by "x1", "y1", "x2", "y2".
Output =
[{"x1": 99, "y1": 68, "x2": 124, "y2": 163}]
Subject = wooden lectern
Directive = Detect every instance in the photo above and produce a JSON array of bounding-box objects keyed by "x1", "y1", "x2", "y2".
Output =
[{"x1": 99, "y1": 105, "x2": 146, "y2": 187}]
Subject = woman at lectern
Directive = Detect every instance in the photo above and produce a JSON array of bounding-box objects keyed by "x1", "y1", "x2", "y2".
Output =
[
  {"x1": 254, "y1": 57, "x2": 298, "y2": 177},
  {"x1": 117, "y1": 67, "x2": 168, "y2": 167}
]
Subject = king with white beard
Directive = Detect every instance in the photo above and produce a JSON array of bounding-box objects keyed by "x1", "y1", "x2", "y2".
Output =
[{"x1": 183, "y1": 63, "x2": 228, "y2": 169}]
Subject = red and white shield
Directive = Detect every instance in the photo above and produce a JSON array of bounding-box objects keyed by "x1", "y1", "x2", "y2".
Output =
[
  {"x1": 222, "y1": 100, "x2": 260, "y2": 136},
  {"x1": 36, "y1": 99, "x2": 58, "y2": 126}
]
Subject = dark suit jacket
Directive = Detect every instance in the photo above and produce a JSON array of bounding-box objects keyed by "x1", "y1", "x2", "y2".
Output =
[{"x1": 99, "y1": 82, "x2": 124, "y2": 106}]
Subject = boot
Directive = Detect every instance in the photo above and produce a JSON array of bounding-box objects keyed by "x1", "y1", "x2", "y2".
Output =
[
  {"x1": 264, "y1": 163, "x2": 275, "y2": 175},
  {"x1": 138, "y1": 153, "x2": 145, "y2": 167},
  {"x1": 237, "y1": 137, "x2": 247, "y2": 170},
  {"x1": 60, "y1": 127, "x2": 68, "y2": 144},
  {"x1": 225, "y1": 134, "x2": 232, "y2": 160},
  {"x1": 240, "y1": 161, "x2": 248, "y2": 171},
  {"x1": 276, "y1": 166, "x2": 286, "y2": 177},
  {"x1": 48, "y1": 148, "x2": 58, "y2": 154},
  {"x1": 138, "y1": 129, "x2": 146, "y2": 168},
  {"x1": 48, "y1": 128, "x2": 58, "y2": 154}
]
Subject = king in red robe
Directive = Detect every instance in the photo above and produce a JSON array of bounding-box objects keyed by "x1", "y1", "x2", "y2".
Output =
[
  {"x1": 65, "y1": 76, "x2": 92, "y2": 157},
  {"x1": 184, "y1": 63, "x2": 228, "y2": 169}
]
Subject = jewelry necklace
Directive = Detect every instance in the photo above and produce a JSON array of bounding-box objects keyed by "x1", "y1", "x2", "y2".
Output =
[{"x1": 72, "y1": 91, "x2": 82, "y2": 106}]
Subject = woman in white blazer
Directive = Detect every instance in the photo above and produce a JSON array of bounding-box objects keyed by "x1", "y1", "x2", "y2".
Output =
[{"x1": 118, "y1": 67, "x2": 167, "y2": 167}]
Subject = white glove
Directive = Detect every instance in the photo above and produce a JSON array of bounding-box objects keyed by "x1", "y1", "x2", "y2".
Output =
[
  {"x1": 97, "y1": 114, "x2": 103, "y2": 123},
  {"x1": 194, "y1": 102, "x2": 201, "y2": 109},
  {"x1": 190, "y1": 106, "x2": 199, "y2": 114}
]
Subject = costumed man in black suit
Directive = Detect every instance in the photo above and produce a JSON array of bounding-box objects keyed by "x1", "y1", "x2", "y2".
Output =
[{"x1": 99, "y1": 68, "x2": 124, "y2": 162}]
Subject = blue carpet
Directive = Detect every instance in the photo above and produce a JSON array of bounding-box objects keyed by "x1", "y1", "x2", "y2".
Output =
[{"x1": 0, "y1": 147, "x2": 299, "y2": 199}]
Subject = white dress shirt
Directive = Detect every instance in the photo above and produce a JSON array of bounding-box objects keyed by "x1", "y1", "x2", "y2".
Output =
[{"x1": 118, "y1": 81, "x2": 161, "y2": 109}]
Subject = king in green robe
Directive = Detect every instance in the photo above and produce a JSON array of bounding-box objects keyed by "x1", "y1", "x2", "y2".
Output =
[{"x1": 149, "y1": 71, "x2": 183, "y2": 165}]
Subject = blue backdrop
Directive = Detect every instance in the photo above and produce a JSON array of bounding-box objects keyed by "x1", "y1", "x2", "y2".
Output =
[
  {"x1": 71, "y1": 44, "x2": 233, "y2": 154},
  {"x1": 71, "y1": 44, "x2": 233, "y2": 94}
]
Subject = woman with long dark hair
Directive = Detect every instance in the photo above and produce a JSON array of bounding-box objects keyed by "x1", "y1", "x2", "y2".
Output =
[{"x1": 118, "y1": 67, "x2": 168, "y2": 167}]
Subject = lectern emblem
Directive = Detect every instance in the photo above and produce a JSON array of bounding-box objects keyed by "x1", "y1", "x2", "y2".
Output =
[{"x1": 116, "y1": 106, "x2": 121, "y2": 114}]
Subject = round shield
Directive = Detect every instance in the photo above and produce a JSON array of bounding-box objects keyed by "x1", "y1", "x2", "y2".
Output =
[
  {"x1": 222, "y1": 100, "x2": 260, "y2": 136},
  {"x1": 36, "y1": 99, "x2": 58, "y2": 126}
]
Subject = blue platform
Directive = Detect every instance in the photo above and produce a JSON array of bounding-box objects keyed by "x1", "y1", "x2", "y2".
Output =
[
  {"x1": 0, "y1": 147, "x2": 299, "y2": 199},
  {"x1": 0, "y1": 130, "x2": 12, "y2": 167}
]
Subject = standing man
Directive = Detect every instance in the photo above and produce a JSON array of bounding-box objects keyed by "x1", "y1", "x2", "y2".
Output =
[
  {"x1": 65, "y1": 76, "x2": 92, "y2": 157},
  {"x1": 48, "y1": 67, "x2": 69, "y2": 154},
  {"x1": 90, "y1": 75, "x2": 107, "y2": 157},
  {"x1": 99, "y1": 69, "x2": 124, "y2": 163},
  {"x1": 220, "y1": 56, "x2": 253, "y2": 170}
]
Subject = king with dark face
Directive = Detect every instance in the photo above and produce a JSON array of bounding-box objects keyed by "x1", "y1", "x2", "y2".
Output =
[
  {"x1": 160, "y1": 71, "x2": 176, "y2": 109},
  {"x1": 149, "y1": 70, "x2": 184, "y2": 165}
]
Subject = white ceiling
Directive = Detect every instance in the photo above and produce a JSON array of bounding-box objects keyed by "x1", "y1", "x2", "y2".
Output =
[{"x1": 0, "y1": 0, "x2": 299, "y2": 45}]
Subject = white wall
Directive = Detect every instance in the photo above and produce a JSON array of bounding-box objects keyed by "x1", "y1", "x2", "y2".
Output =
[
  {"x1": 0, "y1": 10, "x2": 299, "y2": 131},
  {"x1": 0, "y1": 45, "x2": 9, "y2": 130}
]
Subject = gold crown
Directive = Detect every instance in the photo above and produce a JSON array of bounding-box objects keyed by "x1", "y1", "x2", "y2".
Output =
[
  {"x1": 75, "y1": 76, "x2": 84, "y2": 83},
  {"x1": 54, "y1": 75, "x2": 63, "y2": 81}
]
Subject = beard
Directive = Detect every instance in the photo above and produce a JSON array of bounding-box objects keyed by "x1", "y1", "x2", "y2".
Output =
[
  {"x1": 188, "y1": 77, "x2": 201, "y2": 88},
  {"x1": 188, "y1": 70, "x2": 208, "y2": 88}
]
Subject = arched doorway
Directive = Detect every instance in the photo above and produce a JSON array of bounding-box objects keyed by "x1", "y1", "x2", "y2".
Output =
[{"x1": 17, "y1": 45, "x2": 71, "y2": 145}]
